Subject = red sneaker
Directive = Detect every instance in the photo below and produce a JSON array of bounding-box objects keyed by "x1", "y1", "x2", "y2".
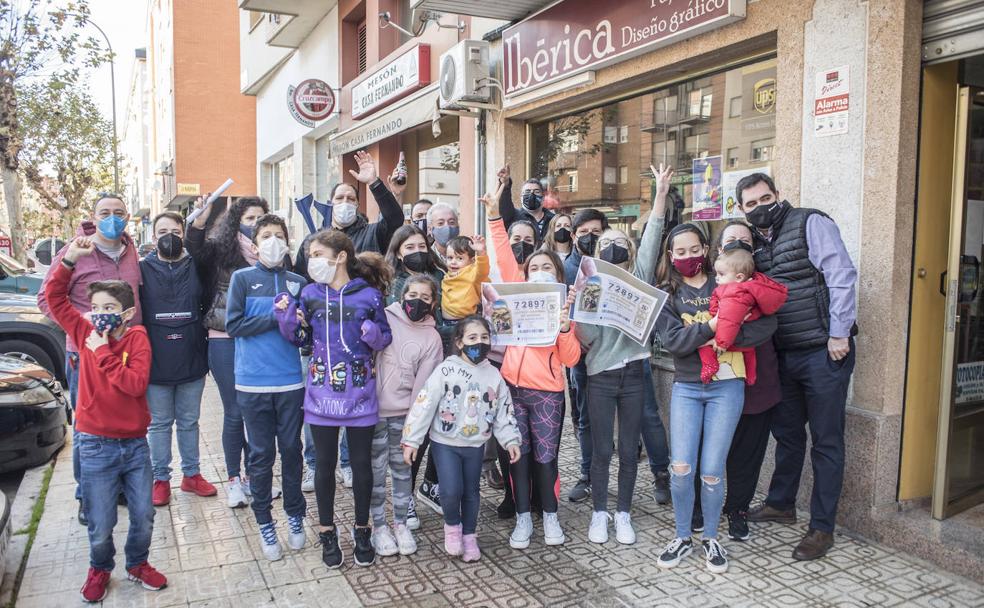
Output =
[
  {"x1": 181, "y1": 474, "x2": 217, "y2": 497},
  {"x1": 80, "y1": 567, "x2": 111, "y2": 602},
  {"x1": 152, "y1": 480, "x2": 171, "y2": 506},
  {"x1": 126, "y1": 562, "x2": 167, "y2": 590}
]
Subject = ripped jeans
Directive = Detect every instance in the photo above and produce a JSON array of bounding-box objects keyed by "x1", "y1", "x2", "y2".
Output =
[{"x1": 668, "y1": 379, "x2": 744, "y2": 540}]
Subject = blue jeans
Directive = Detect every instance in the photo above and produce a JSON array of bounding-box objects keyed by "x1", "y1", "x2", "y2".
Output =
[
  {"x1": 209, "y1": 339, "x2": 250, "y2": 479},
  {"x1": 766, "y1": 342, "x2": 856, "y2": 533},
  {"x1": 431, "y1": 442, "x2": 484, "y2": 534},
  {"x1": 237, "y1": 389, "x2": 306, "y2": 525},
  {"x1": 147, "y1": 378, "x2": 206, "y2": 481},
  {"x1": 641, "y1": 364, "x2": 670, "y2": 475},
  {"x1": 77, "y1": 433, "x2": 155, "y2": 571},
  {"x1": 570, "y1": 360, "x2": 591, "y2": 478},
  {"x1": 669, "y1": 379, "x2": 745, "y2": 540},
  {"x1": 66, "y1": 351, "x2": 81, "y2": 501}
]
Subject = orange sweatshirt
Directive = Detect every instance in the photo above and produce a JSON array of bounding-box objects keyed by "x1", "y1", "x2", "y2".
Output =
[{"x1": 489, "y1": 217, "x2": 581, "y2": 392}]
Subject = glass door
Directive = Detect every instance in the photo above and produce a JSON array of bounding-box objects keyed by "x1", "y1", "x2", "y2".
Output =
[{"x1": 935, "y1": 87, "x2": 984, "y2": 518}]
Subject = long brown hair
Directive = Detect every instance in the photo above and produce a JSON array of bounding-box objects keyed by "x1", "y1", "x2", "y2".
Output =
[
  {"x1": 654, "y1": 223, "x2": 710, "y2": 295},
  {"x1": 310, "y1": 229, "x2": 392, "y2": 293},
  {"x1": 523, "y1": 249, "x2": 566, "y2": 283},
  {"x1": 542, "y1": 213, "x2": 573, "y2": 253}
]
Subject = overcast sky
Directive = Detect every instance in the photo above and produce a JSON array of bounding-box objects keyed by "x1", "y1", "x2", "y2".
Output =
[{"x1": 82, "y1": 0, "x2": 149, "y2": 131}]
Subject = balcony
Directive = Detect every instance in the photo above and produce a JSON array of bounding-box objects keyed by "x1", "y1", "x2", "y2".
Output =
[
  {"x1": 239, "y1": 0, "x2": 337, "y2": 48},
  {"x1": 410, "y1": 0, "x2": 547, "y2": 22}
]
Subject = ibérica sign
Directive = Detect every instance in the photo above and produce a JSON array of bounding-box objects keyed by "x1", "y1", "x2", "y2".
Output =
[{"x1": 503, "y1": 0, "x2": 746, "y2": 97}]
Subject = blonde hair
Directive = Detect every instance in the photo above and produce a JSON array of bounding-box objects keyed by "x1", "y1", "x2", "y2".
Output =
[
  {"x1": 715, "y1": 248, "x2": 755, "y2": 278},
  {"x1": 542, "y1": 213, "x2": 573, "y2": 253},
  {"x1": 595, "y1": 228, "x2": 637, "y2": 271}
]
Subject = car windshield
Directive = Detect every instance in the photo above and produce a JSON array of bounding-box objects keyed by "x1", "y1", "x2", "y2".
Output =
[{"x1": 0, "y1": 250, "x2": 28, "y2": 274}]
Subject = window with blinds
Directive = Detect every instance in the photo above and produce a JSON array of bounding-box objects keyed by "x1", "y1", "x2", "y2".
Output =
[{"x1": 357, "y1": 21, "x2": 367, "y2": 75}]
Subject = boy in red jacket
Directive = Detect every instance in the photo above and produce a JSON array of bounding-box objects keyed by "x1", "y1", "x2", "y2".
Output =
[
  {"x1": 700, "y1": 245, "x2": 788, "y2": 384},
  {"x1": 45, "y1": 236, "x2": 165, "y2": 603}
]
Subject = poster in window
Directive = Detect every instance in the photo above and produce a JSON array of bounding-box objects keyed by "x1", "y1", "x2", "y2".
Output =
[
  {"x1": 741, "y1": 64, "x2": 777, "y2": 137},
  {"x1": 956, "y1": 361, "x2": 984, "y2": 405},
  {"x1": 814, "y1": 65, "x2": 850, "y2": 137},
  {"x1": 692, "y1": 155, "x2": 723, "y2": 220},
  {"x1": 722, "y1": 166, "x2": 772, "y2": 220},
  {"x1": 480, "y1": 282, "x2": 567, "y2": 347},
  {"x1": 571, "y1": 257, "x2": 669, "y2": 345}
]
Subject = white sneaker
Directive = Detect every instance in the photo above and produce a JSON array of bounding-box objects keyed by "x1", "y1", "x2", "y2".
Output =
[
  {"x1": 588, "y1": 511, "x2": 611, "y2": 544},
  {"x1": 340, "y1": 467, "x2": 353, "y2": 489},
  {"x1": 543, "y1": 512, "x2": 566, "y2": 546},
  {"x1": 302, "y1": 469, "x2": 315, "y2": 493},
  {"x1": 227, "y1": 477, "x2": 249, "y2": 509},
  {"x1": 394, "y1": 523, "x2": 417, "y2": 555},
  {"x1": 509, "y1": 512, "x2": 534, "y2": 549},
  {"x1": 287, "y1": 515, "x2": 306, "y2": 551},
  {"x1": 241, "y1": 478, "x2": 282, "y2": 500},
  {"x1": 258, "y1": 522, "x2": 283, "y2": 561},
  {"x1": 371, "y1": 524, "x2": 399, "y2": 557},
  {"x1": 614, "y1": 511, "x2": 636, "y2": 545},
  {"x1": 406, "y1": 496, "x2": 420, "y2": 531}
]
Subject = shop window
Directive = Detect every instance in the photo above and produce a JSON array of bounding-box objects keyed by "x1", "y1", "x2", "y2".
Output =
[
  {"x1": 357, "y1": 21, "x2": 367, "y2": 75},
  {"x1": 272, "y1": 155, "x2": 294, "y2": 213}
]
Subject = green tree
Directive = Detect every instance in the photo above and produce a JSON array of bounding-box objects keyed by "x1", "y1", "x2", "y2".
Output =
[
  {"x1": 19, "y1": 79, "x2": 114, "y2": 239},
  {"x1": 0, "y1": 0, "x2": 104, "y2": 260}
]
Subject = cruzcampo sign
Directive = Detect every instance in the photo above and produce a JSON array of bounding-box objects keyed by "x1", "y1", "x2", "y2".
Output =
[{"x1": 503, "y1": 0, "x2": 746, "y2": 97}]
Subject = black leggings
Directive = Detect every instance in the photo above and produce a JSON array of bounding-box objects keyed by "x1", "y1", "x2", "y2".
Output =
[
  {"x1": 510, "y1": 455, "x2": 559, "y2": 514},
  {"x1": 410, "y1": 435, "x2": 439, "y2": 489},
  {"x1": 310, "y1": 425, "x2": 373, "y2": 527}
]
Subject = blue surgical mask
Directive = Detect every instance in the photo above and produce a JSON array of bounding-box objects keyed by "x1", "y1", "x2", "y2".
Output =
[
  {"x1": 239, "y1": 224, "x2": 255, "y2": 239},
  {"x1": 98, "y1": 215, "x2": 126, "y2": 240},
  {"x1": 432, "y1": 225, "x2": 460, "y2": 246}
]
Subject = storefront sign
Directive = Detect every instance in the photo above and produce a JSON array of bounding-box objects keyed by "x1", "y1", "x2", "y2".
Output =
[
  {"x1": 721, "y1": 166, "x2": 770, "y2": 219},
  {"x1": 330, "y1": 85, "x2": 439, "y2": 157},
  {"x1": 503, "y1": 0, "x2": 746, "y2": 97},
  {"x1": 814, "y1": 65, "x2": 850, "y2": 137},
  {"x1": 481, "y1": 283, "x2": 567, "y2": 347},
  {"x1": 176, "y1": 183, "x2": 200, "y2": 196},
  {"x1": 572, "y1": 257, "x2": 669, "y2": 345},
  {"x1": 288, "y1": 79, "x2": 336, "y2": 128},
  {"x1": 741, "y1": 64, "x2": 776, "y2": 136},
  {"x1": 352, "y1": 45, "x2": 431, "y2": 119},
  {"x1": 692, "y1": 155, "x2": 723, "y2": 220}
]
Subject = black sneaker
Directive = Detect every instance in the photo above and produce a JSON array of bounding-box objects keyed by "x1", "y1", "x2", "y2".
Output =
[
  {"x1": 692, "y1": 508, "x2": 704, "y2": 534},
  {"x1": 77, "y1": 500, "x2": 88, "y2": 526},
  {"x1": 318, "y1": 529, "x2": 343, "y2": 569},
  {"x1": 416, "y1": 481, "x2": 442, "y2": 514},
  {"x1": 352, "y1": 527, "x2": 375, "y2": 567},
  {"x1": 652, "y1": 471, "x2": 670, "y2": 505},
  {"x1": 702, "y1": 538, "x2": 729, "y2": 573},
  {"x1": 727, "y1": 511, "x2": 750, "y2": 541},
  {"x1": 656, "y1": 537, "x2": 693, "y2": 569},
  {"x1": 568, "y1": 477, "x2": 590, "y2": 503},
  {"x1": 497, "y1": 497, "x2": 516, "y2": 520}
]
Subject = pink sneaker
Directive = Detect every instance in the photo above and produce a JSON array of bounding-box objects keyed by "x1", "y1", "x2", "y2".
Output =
[
  {"x1": 462, "y1": 533, "x2": 481, "y2": 562},
  {"x1": 443, "y1": 524, "x2": 463, "y2": 556}
]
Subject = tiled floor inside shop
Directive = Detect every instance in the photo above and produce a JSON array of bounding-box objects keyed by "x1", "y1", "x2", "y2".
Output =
[{"x1": 13, "y1": 381, "x2": 984, "y2": 607}]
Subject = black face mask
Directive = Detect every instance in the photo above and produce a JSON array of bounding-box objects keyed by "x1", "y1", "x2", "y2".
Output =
[
  {"x1": 722, "y1": 240, "x2": 754, "y2": 254},
  {"x1": 402, "y1": 298, "x2": 431, "y2": 322},
  {"x1": 511, "y1": 241, "x2": 535, "y2": 264},
  {"x1": 577, "y1": 233, "x2": 598, "y2": 256},
  {"x1": 554, "y1": 227, "x2": 571, "y2": 244},
  {"x1": 402, "y1": 251, "x2": 430, "y2": 273},
  {"x1": 157, "y1": 233, "x2": 183, "y2": 259},
  {"x1": 462, "y1": 342, "x2": 491, "y2": 364},
  {"x1": 745, "y1": 200, "x2": 785, "y2": 229},
  {"x1": 522, "y1": 191, "x2": 543, "y2": 211},
  {"x1": 600, "y1": 243, "x2": 629, "y2": 265},
  {"x1": 412, "y1": 218, "x2": 427, "y2": 234}
]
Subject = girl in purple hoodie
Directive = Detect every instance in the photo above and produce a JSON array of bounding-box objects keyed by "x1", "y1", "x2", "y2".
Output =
[{"x1": 275, "y1": 230, "x2": 392, "y2": 570}]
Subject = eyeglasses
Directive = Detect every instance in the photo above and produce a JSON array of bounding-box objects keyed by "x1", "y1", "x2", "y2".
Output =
[{"x1": 599, "y1": 238, "x2": 629, "y2": 249}]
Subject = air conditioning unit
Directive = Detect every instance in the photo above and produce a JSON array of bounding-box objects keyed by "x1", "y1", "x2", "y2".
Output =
[{"x1": 439, "y1": 39, "x2": 491, "y2": 109}]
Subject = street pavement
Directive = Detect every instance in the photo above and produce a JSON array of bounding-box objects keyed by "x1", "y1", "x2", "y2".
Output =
[{"x1": 12, "y1": 380, "x2": 984, "y2": 607}]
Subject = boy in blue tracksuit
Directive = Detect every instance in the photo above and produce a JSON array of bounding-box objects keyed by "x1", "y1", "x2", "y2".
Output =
[{"x1": 225, "y1": 213, "x2": 307, "y2": 562}]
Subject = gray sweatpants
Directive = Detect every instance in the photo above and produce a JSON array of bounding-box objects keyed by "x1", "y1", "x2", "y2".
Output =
[{"x1": 370, "y1": 416, "x2": 412, "y2": 527}]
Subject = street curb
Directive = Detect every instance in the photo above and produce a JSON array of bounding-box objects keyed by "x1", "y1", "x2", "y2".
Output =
[{"x1": 0, "y1": 461, "x2": 53, "y2": 607}]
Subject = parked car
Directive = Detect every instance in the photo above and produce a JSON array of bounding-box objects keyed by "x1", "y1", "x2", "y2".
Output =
[
  {"x1": 0, "y1": 293, "x2": 66, "y2": 385},
  {"x1": 0, "y1": 354, "x2": 68, "y2": 474},
  {"x1": 0, "y1": 251, "x2": 44, "y2": 296}
]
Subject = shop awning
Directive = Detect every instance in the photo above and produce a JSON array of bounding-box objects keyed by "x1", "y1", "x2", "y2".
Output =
[
  {"x1": 329, "y1": 84, "x2": 440, "y2": 157},
  {"x1": 410, "y1": 0, "x2": 547, "y2": 22}
]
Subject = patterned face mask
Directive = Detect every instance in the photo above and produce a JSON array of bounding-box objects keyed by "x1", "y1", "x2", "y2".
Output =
[{"x1": 91, "y1": 311, "x2": 128, "y2": 335}]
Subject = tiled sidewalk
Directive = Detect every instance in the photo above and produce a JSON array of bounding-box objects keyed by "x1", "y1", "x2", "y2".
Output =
[{"x1": 14, "y1": 381, "x2": 984, "y2": 607}]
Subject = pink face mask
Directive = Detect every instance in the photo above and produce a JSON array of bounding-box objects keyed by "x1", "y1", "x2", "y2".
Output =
[{"x1": 672, "y1": 256, "x2": 704, "y2": 278}]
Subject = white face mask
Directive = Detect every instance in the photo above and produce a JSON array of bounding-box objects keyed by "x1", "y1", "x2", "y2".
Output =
[
  {"x1": 333, "y1": 203, "x2": 358, "y2": 228},
  {"x1": 258, "y1": 237, "x2": 289, "y2": 268},
  {"x1": 308, "y1": 257, "x2": 338, "y2": 284},
  {"x1": 528, "y1": 270, "x2": 557, "y2": 284}
]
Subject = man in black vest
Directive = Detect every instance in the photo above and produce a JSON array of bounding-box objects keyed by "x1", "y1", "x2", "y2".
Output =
[{"x1": 737, "y1": 173, "x2": 858, "y2": 561}]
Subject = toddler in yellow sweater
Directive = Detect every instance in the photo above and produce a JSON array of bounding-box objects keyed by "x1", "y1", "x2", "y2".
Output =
[{"x1": 441, "y1": 235, "x2": 490, "y2": 321}]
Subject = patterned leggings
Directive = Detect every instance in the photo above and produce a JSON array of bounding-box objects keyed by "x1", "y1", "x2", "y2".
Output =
[
  {"x1": 370, "y1": 416, "x2": 412, "y2": 527},
  {"x1": 509, "y1": 386, "x2": 563, "y2": 514}
]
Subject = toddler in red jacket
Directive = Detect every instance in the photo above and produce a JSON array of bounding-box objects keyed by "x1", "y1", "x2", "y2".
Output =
[{"x1": 699, "y1": 246, "x2": 788, "y2": 384}]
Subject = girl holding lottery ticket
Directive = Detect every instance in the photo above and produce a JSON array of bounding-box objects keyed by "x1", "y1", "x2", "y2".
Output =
[
  {"x1": 571, "y1": 164, "x2": 673, "y2": 547},
  {"x1": 481, "y1": 191, "x2": 580, "y2": 550}
]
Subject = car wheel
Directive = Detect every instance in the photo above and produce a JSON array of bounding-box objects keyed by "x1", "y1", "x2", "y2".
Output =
[{"x1": 0, "y1": 339, "x2": 56, "y2": 374}]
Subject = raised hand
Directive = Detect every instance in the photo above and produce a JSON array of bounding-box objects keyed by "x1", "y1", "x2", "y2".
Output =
[
  {"x1": 348, "y1": 150, "x2": 378, "y2": 184},
  {"x1": 479, "y1": 192, "x2": 498, "y2": 218},
  {"x1": 65, "y1": 237, "x2": 95, "y2": 264},
  {"x1": 497, "y1": 164, "x2": 511, "y2": 186},
  {"x1": 649, "y1": 163, "x2": 674, "y2": 217},
  {"x1": 471, "y1": 235, "x2": 487, "y2": 255},
  {"x1": 386, "y1": 166, "x2": 407, "y2": 197}
]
